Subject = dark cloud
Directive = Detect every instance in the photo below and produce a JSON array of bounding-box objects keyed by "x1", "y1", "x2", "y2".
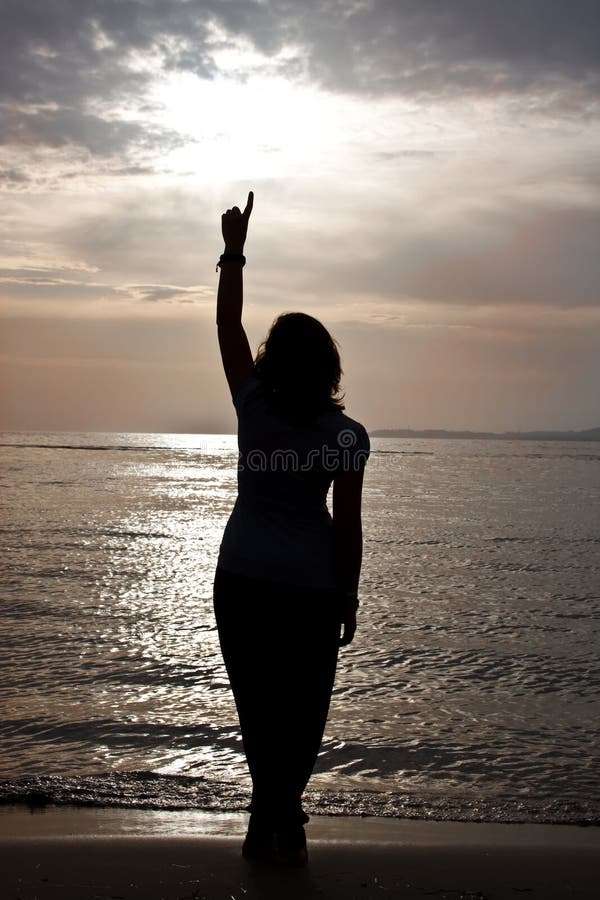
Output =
[
  {"x1": 329, "y1": 0, "x2": 600, "y2": 97},
  {"x1": 0, "y1": 0, "x2": 213, "y2": 108},
  {"x1": 1, "y1": 0, "x2": 598, "y2": 155},
  {"x1": 0, "y1": 0, "x2": 213, "y2": 162},
  {"x1": 0, "y1": 105, "x2": 184, "y2": 157},
  {"x1": 0, "y1": 167, "x2": 30, "y2": 186},
  {"x1": 0, "y1": 3, "x2": 142, "y2": 114},
  {"x1": 0, "y1": 0, "x2": 597, "y2": 185}
]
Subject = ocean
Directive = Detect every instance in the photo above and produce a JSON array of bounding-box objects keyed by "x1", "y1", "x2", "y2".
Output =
[{"x1": 1, "y1": 432, "x2": 599, "y2": 824}]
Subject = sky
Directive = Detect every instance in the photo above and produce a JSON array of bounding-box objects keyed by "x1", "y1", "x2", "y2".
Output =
[{"x1": 1, "y1": 0, "x2": 599, "y2": 434}]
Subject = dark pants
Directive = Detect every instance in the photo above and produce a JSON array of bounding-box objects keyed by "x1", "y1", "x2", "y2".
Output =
[{"x1": 213, "y1": 566, "x2": 341, "y2": 828}]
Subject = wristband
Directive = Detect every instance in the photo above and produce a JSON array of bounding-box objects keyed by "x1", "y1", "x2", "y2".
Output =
[{"x1": 216, "y1": 253, "x2": 246, "y2": 272}]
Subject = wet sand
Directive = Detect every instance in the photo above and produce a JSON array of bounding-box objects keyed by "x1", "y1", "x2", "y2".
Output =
[{"x1": 1, "y1": 806, "x2": 598, "y2": 898}]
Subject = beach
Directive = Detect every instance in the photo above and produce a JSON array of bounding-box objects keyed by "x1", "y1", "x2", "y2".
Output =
[{"x1": 1, "y1": 806, "x2": 599, "y2": 899}]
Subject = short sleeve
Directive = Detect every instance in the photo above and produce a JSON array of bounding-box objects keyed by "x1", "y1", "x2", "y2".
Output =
[
  {"x1": 335, "y1": 421, "x2": 370, "y2": 473},
  {"x1": 358, "y1": 424, "x2": 370, "y2": 460},
  {"x1": 232, "y1": 375, "x2": 263, "y2": 415}
]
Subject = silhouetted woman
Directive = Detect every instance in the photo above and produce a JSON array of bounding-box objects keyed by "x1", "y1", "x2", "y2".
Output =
[{"x1": 213, "y1": 191, "x2": 369, "y2": 866}]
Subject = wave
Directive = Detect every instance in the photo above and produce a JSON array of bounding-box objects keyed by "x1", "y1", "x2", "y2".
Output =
[
  {"x1": 0, "y1": 443, "x2": 197, "y2": 453},
  {"x1": 1, "y1": 771, "x2": 597, "y2": 826}
]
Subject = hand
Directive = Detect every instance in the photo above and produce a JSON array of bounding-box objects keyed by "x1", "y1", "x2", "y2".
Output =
[
  {"x1": 339, "y1": 604, "x2": 357, "y2": 646},
  {"x1": 221, "y1": 190, "x2": 254, "y2": 253}
]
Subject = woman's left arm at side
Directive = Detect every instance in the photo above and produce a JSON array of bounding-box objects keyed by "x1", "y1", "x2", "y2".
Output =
[
  {"x1": 216, "y1": 190, "x2": 255, "y2": 396},
  {"x1": 332, "y1": 466, "x2": 365, "y2": 646}
]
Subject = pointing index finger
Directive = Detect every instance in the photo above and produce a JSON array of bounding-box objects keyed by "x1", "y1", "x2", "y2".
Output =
[{"x1": 243, "y1": 190, "x2": 254, "y2": 220}]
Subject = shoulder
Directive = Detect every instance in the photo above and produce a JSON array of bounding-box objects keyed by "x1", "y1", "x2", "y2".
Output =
[
  {"x1": 328, "y1": 410, "x2": 369, "y2": 447},
  {"x1": 319, "y1": 409, "x2": 370, "y2": 469}
]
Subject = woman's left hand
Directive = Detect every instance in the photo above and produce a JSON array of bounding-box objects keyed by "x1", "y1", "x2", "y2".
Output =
[
  {"x1": 339, "y1": 605, "x2": 357, "y2": 646},
  {"x1": 221, "y1": 190, "x2": 254, "y2": 253}
]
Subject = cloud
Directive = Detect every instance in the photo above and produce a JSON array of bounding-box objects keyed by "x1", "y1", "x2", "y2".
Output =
[
  {"x1": 0, "y1": 104, "x2": 184, "y2": 158},
  {"x1": 0, "y1": 263, "x2": 212, "y2": 312},
  {"x1": 406, "y1": 207, "x2": 600, "y2": 308},
  {"x1": 0, "y1": 0, "x2": 210, "y2": 166},
  {"x1": 1, "y1": 1, "x2": 598, "y2": 143},
  {"x1": 0, "y1": 166, "x2": 29, "y2": 186},
  {"x1": 55, "y1": 187, "x2": 216, "y2": 281},
  {"x1": 321, "y1": 0, "x2": 600, "y2": 97},
  {"x1": 117, "y1": 283, "x2": 212, "y2": 303},
  {"x1": 1, "y1": 1, "x2": 599, "y2": 432},
  {"x1": 0, "y1": 0, "x2": 597, "y2": 193},
  {"x1": 311, "y1": 206, "x2": 600, "y2": 310}
]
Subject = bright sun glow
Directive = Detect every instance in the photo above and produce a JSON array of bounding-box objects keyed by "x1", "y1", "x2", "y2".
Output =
[{"x1": 151, "y1": 70, "x2": 362, "y2": 181}]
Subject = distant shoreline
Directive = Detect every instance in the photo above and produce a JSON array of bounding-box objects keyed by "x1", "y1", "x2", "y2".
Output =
[{"x1": 370, "y1": 426, "x2": 600, "y2": 442}]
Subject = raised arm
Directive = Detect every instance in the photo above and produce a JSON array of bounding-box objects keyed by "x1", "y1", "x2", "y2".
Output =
[
  {"x1": 216, "y1": 190, "x2": 255, "y2": 396},
  {"x1": 332, "y1": 466, "x2": 365, "y2": 646}
]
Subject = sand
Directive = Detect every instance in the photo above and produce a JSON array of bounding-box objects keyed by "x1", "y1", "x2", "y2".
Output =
[{"x1": 1, "y1": 805, "x2": 598, "y2": 899}]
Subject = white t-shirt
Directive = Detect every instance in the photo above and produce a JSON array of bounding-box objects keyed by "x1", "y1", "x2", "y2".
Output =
[{"x1": 217, "y1": 375, "x2": 370, "y2": 589}]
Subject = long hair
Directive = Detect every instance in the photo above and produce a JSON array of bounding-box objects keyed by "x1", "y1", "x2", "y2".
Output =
[{"x1": 254, "y1": 312, "x2": 345, "y2": 422}]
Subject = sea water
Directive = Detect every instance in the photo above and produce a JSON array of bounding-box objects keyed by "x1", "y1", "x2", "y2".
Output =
[{"x1": 1, "y1": 432, "x2": 599, "y2": 824}]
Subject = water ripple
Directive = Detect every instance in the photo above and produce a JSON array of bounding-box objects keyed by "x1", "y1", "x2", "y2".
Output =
[{"x1": 1, "y1": 432, "x2": 599, "y2": 823}]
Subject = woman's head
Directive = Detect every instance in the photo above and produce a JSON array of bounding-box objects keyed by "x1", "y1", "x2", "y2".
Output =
[{"x1": 254, "y1": 312, "x2": 344, "y2": 418}]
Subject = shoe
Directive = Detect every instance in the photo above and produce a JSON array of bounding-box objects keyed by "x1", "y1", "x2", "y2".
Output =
[{"x1": 276, "y1": 824, "x2": 308, "y2": 867}]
